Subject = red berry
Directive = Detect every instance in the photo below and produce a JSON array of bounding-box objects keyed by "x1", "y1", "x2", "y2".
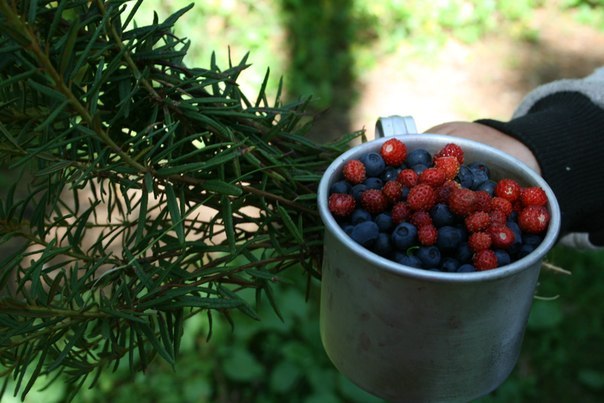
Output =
[
  {"x1": 448, "y1": 188, "x2": 476, "y2": 216},
  {"x1": 465, "y1": 211, "x2": 491, "y2": 232},
  {"x1": 410, "y1": 211, "x2": 433, "y2": 227},
  {"x1": 360, "y1": 189, "x2": 388, "y2": 214},
  {"x1": 382, "y1": 180, "x2": 403, "y2": 202},
  {"x1": 380, "y1": 138, "x2": 407, "y2": 166},
  {"x1": 419, "y1": 167, "x2": 446, "y2": 187},
  {"x1": 391, "y1": 201, "x2": 411, "y2": 224},
  {"x1": 489, "y1": 224, "x2": 515, "y2": 249},
  {"x1": 473, "y1": 190, "x2": 492, "y2": 212},
  {"x1": 495, "y1": 178, "x2": 521, "y2": 202},
  {"x1": 435, "y1": 143, "x2": 464, "y2": 164},
  {"x1": 468, "y1": 231, "x2": 492, "y2": 252},
  {"x1": 518, "y1": 205, "x2": 551, "y2": 234},
  {"x1": 489, "y1": 209, "x2": 507, "y2": 225},
  {"x1": 407, "y1": 184, "x2": 437, "y2": 211},
  {"x1": 490, "y1": 197, "x2": 513, "y2": 217},
  {"x1": 433, "y1": 156, "x2": 460, "y2": 180},
  {"x1": 342, "y1": 160, "x2": 366, "y2": 184},
  {"x1": 397, "y1": 168, "x2": 418, "y2": 187},
  {"x1": 418, "y1": 224, "x2": 438, "y2": 246},
  {"x1": 435, "y1": 179, "x2": 459, "y2": 204},
  {"x1": 520, "y1": 186, "x2": 548, "y2": 206},
  {"x1": 473, "y1": 249, "x2": 498, "y2": 271},
  {"x1": 328, "y1": 193, "x2": 356, "y2": 217}
]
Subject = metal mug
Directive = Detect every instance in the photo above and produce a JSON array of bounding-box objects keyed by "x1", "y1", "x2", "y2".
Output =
[{"x1": 318, "y1": 116, "x2": 561, "y2": 402}]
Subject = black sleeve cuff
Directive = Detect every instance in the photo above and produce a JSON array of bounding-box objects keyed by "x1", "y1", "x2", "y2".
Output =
[{"x1": 476, "y1": 91, "x2": 604, "y2": 241}]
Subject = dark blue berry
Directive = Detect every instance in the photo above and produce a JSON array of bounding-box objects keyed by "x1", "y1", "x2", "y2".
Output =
[
  {"x1": 457, "y1": 264, "x2": 476, "y2": 273},
  {"x1": 506, "y1": 221, "x2": 523, "y2": 255},
  {"x1": 374, "y1": 213, "x2": 393, "y2": 232},
  {"x1": 350, "y1": 221, "x2": 379, "y2": 248},
  {"x1": 351, "y1": 209, "x2": 372, "y2": 225},
  {"x1": 406, "y1": 148, "x2": 432, "y2": 167},
  {"x1": 342, "y1": 224, "x2": 354, "y2": 236},
  {"x1": 412, "y1": 164, "x2": 428, "y2": 175},
  {"x1": 401, "y1": 186, "x2": 410, "y2": 199},
  {"x1": 361, "y1": 152, "x2": 386, "y2": 177},
  {"x1": 330, "y1": 180, "x2": 351, "y2": 195},
  {"x1": 523, "y1": 234, "x2": 544, "y2": 247},
  {"x1": 352, "y1": 184, "x2": 368, "y2": 202},
  {"x1": 431, "y1": 203, "x2": 455, "y2": 227},
  {"x1": 455, "y1": 242, "x2": 473, "y2": 263},
  {"x1": 468, "y1": 161, "x2": 490, "y2": 178},
  {"x1": 391, "y1": 222, "x2": 418, "y2": 251},
  {"x1": 477, "y1": 180, "x2": 497, "y2": 195},
  {"x1": 394, "y1": 253, "x2": 423, "y2": 268},
  {"x1": 381, "y1": 167, "x2": 402, "y2": 182},
  {"x1": 494, "y1": 249, "x2": 511, "y2": 266},
  {"x1": 417, "y1": 246, "x2": 441, "y2": 268},
  {"x1": 441, "y1": 257, "x2": 461, "y2": 273},
  {"x1": 364, "y1": 177, "x2": 383, "y2": 190},
  {"x1": 437, "y1": 226, "x2": 464, "y2": 252},
  {"x1": 469, "y1": 166, "x2": 489, "y2": 190},
  {"x1": 373, "y1": 233, "x2": 393, "y2": 256},
  {"x1": 516, "y1": 243, "x2": 536, "y2": 259},
  {"x1": 456, "y1": 166, "x2": 474, "y2": 188}
]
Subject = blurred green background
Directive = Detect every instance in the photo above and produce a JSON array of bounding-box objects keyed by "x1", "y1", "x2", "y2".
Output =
[{"x1": 3, "y1": 0, "x2": 604, "y2": 401}]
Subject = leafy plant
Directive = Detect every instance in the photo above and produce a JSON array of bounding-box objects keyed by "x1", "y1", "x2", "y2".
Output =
[{"x1": 0, "y1": 0, "x2": 359, "y2": 399}]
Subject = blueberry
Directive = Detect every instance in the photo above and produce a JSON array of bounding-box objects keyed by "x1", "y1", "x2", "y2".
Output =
[
  {"x1": 391, "y1": 222, "x2": 418, "y2": 251},
  {"x1": 494, "y1": 249, "x2": 511, "y2": 266},
  {"x1": 361, "y1": 152, "x2": 386, "y2": 177},
  {"x1": 468, "y1": 161, "x2": 490, "y2": 178},
  {"x1": 342, "y1": 224, "x2": 354, "y2": 236},
  {"x1": 456, "y1": 165, "x2": 474, "y2": 188},
  {"x1": 477, "y1": 179, "x2": 497, "y2": 195},
  {"x1": 330, "y1": 180, "x2": 351, "y2": 195},
  {"x1": 412, "y1": 164, "x2": 428, "y2": 175},
  {"x1": 373, "y1": 232, "x2": 393, "y2": 256},
  {"x1": 374, "y1": 213, "x2": 393, "y2": 232},
  {"x1": 351, "y1": 209, "x2": 372, "y2": 225},
  {"x1": 455, "y1": 242, "x2": 473, "y2": 263},
  {"x1": 381, "y1": 167, "x2": 401, "y2": 182},
  {"x1": 441, "y1": 257, "x2": 461, "y2": 273},
  {"x1": 523, "y1": 234, "x2": 544, "y2": 247},
  {"x1": 406, "y1": 148, "x2": 432, "y2": 167},
  {"x1": 437, "y1": 226, "x2": 464, "y2": 252},
  {"x1": 352, "y1": 184, "x2": 368, "y2": 202},
  {"x1": 401, "y1": 186, "x2": 410, "y2": 199},
  {"x1": 469, "y1": 167, "x2": 489, "y2": 190},
  {"x1": 364, "y1": 177, "x2": 383, "y2": 190},
  {"x1": 457, "y1": 264, "x2": 476, "y2": 273},
  {"x1": 394, "y1": 253, "x2": 423, "y2": 268},
  {"x1": 417, "y1": 246, "x2": 441, "y2": 268},
  {"x1": 516, "y1": 243, "x2": 536, "y2": 259},
  {"x1": 431, "y1": 203, "x2": 455, "y2": 227},
  {"x1": 506, "y1": 221, "x2": 523, "y2": 255},
  {"x1": 350, "y1": 221, "x2": 379, "y2": 248}
]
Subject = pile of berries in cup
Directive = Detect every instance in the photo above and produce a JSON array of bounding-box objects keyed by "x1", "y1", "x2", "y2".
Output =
[{"x1": 327, "y1": 138, "x2": 551, "y2": 272}]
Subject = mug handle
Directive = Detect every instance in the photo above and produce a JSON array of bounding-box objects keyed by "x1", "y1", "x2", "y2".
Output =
[{"x1": 375, "y1": 115, "x2": 417, "y2": 138}]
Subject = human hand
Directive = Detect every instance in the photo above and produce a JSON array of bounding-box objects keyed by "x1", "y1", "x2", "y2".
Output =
[{"x1": 425, "y1": 121, "x2": 541, "y2": 174}]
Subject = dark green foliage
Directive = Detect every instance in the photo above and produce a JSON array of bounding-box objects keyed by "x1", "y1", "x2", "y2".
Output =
[{"x1": 0, "y1": 0, "x2": 358, "y2": 398}]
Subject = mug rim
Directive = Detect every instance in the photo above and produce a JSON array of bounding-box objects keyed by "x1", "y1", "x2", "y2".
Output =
[{"x1": 318, "y1": 133, "x2": 561, "y2": 284}]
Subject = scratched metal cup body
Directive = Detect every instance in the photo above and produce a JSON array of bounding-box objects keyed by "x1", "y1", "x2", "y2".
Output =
[{"x1": 317, "y1": 118, "x2": 561, "y2": 402}]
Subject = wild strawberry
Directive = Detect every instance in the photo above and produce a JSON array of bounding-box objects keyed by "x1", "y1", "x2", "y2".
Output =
[
  {"x1": 435, "y1": 143, "x2": 464, "y2": 164},
  {"x1": 391, "y1": 201, "x2": 411, "y2": 224},
  {"x1": 380, "y1": 138, "x2": 407, "y2": 166},
  {"x1": 473, "y1": 249, "x2": 498, "y2": 271},
  {"x1": 518, "y1": 205, "x2": 550, "y2": 234},
  {"x1": 490, "y1": 197, "x2": 513, "y2": 217},
  {"x1": 520, "y1": 186, "x2": 548, "y2": 206},
  {"x1": 495, "y1": 178, "x2": 521, "y2": 202},
  {"x1": 419, "y1": 167, "x2": 446, "y2": 187},
  {"x1": 435, "y1": 179, "x2": 459, "y2": 204},
  {"x1": 448, "y1": 188, "x2": 476, "y2": 216},
  {"x1": 328, "y1": 193, "x2": 356, "y2": 217},
  {"x1": 418, "y1": 224, "x2": 438, "y2": 246},
  {"x1": 382, "y1": 180, "x2": 403, "y2": 202},
  {"x1": 407, "y1": 184, "x2": 437, "y2": 211},
  {"x1": 468, "y1": 232, "x2": 492, "y2": 251},
  {"x1": 489, "y1": 224, "x2": 515, "y2": 249},
  {"x1": 397, "y1": 168, "x2": 418, "y2": 187},
  {"x1": 342, "y1": 159, "x2": 366, "y2": 184},
  {"x1": 360, "y1": 189, "x2": 388, "y2": 214},
  {"x1": 410, "y1": 211, "x2": 433, "y2": 227},
  {"x1": 465, "y1": 211, "x2": 491, "y2": 232},
  {"x1": 489, "y1": 209, "x2": 507, "y2": 225},
  {"x1": 434, "y1": 156, "x2": 460, "y2": 181},
  {"x1": 473, "y1": 190, "x2": 492, "y2": 212}
]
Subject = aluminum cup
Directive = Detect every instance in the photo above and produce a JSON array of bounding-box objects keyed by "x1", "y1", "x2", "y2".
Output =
[{"x1": 317, "y1": 116, "x2": 561, "y2": 402}]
